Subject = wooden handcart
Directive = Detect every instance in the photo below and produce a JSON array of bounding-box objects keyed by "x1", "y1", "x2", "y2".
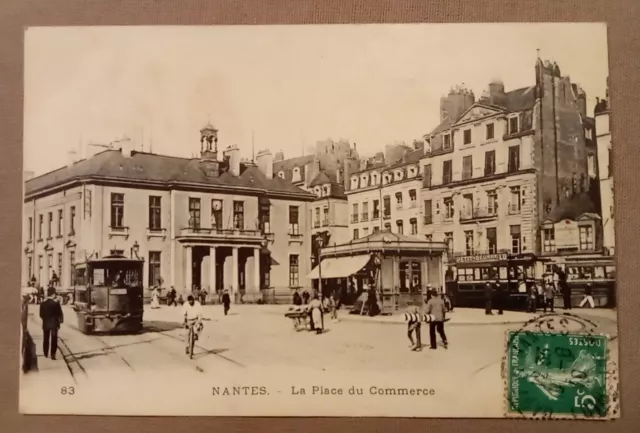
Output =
[{"x1": 284, "y1": 307, "x2": 312, "y2": 331}]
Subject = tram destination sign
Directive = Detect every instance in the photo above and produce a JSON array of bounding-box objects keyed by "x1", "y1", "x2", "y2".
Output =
[{"x1": 455, "y1": 253, "x2": 508, "y2": 264}]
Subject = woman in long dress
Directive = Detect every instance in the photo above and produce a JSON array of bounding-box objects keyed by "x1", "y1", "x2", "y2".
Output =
[
  {"x1": 308, "y1": 295, "x2": 324, "y2": 335},
  {"x1": 150, "y1": 287, "x2": 160, "y2": 309}
]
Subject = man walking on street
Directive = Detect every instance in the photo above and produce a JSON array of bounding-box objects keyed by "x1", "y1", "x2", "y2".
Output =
[
  {"x1": 425, "y1": 290, "x2": 448, "y2": 350},
  {"x1": 39, "y1": 287, "x2": 64, "y2": 360},
  {"x1": 222, "y1": 289, "x2": 231, "y2": 315},
  {"x1": 406, "y1": 307, "x2": 422, "y2": 352}
]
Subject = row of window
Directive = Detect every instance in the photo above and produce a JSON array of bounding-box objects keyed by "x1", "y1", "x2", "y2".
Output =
[
  {"x1": 350, "y1": 190, "x2": 418, "y2": 223},
  {"x1": 313, "y1": 206, "x2": 331, "y2": 228},
  {"x1": 26, "y1": 251, "x2": 74, "y2": 286},
  {"x1": 110, "y1": 194, "x2": 303, "y2": 236},
  {"x1": 427, "y1": 225, "x2": 523, "y2": 256},
  {"x1": 27, "y1": 207, "x2": 77, "y2": 242},
  {"x1": 424, "y1": 186, "x2": 523, "y2": 223},
  {"x1": 423, "y1": 145, "x2": 521, "y2": 188},
  {"x1": 435, "y1": 116, "x2": 520, "y2": 153},
  {"x1": 350, "y1": 165, "x2": 420, "y2": 191},
  {"x1": 542, "y1": 225, "x2": 595, "y2": 252},
  {"x1": 353, "y1": 218, "x2": 422, "y2": 240}
]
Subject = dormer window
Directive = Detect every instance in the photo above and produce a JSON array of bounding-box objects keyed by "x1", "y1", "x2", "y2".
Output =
[
  {"x1": 360, "y1": 174, "x2": 369, "y2": 187},
  {"x1": 508, "y1": 114, "x2": 520, "y2": 135},
  {"x1": 314, "y1": 186, "x2": 321, "y2": 196},
  {"x1": 278, "y1": 171, "x2": 285, "y2": 179},
  {"x1": 371, "y1": 173, "x2": 379, "y2": 185},
  {"x1": 323, "y1": 185, "x2": 330, "y2": 196},
  {"x1": 351, "y1": 176, "x2": 359, "y2": 190},
  {"x1": 395, "y1": 170, "x2": 403, "y2": 181},
  {"x1": 292, "y1": 167, "x2": 301, "y2": 182},
  {"x1": 383, "y1": 173, "x2": 392, "y2": 185},
  {"x1": 407, "y1": 166, "x2": 417, "y2": 178},
  {"x1": 443, "y1": 133, "x2": 452, "y2": 149}
]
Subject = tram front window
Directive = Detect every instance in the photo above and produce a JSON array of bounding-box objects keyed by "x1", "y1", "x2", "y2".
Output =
[{"x1": 91, "y1": 264, "x2": 142, "y2": 288}]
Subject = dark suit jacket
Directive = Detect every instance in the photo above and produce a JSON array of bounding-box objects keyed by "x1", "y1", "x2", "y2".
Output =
[{"x1": 39, "y1": 298, "x2": 64, "y2": 330}]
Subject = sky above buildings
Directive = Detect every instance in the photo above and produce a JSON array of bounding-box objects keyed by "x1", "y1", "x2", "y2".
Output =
[{"x1": 24, "y1": 23, "x2": 608, "y2": 176}]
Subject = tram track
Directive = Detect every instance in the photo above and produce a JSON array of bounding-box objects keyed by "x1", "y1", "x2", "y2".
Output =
[
  {"x1": 150, "y1": 327, "x2": 247, "y2": 370},
  {"x1": 57, "y1": 336, "x2": 87, "y2": 384}
]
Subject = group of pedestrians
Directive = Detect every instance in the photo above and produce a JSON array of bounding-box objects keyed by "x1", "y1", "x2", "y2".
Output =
[
  {"x1": 482, "y1": 265, "x2": 596, "y2": 314},
  {"x1": 292, "y1": 289, "x2": 339, "y2": 335}
]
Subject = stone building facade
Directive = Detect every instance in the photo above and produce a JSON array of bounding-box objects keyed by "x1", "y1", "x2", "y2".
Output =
[{"x1": 23, "y1": 125, "x2": 315, "y2": 303}]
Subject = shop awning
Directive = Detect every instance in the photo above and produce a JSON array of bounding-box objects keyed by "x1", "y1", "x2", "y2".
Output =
[{"x1": 307, "y1": 255, "x2": 370, "y2": 280}]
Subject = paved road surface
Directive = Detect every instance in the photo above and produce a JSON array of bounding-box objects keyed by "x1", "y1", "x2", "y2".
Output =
[{"x1": 24, "y1": 304, "x2": 618, "y2": 380}]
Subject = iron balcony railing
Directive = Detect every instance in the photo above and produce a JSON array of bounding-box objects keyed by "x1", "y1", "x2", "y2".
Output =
[
  {"x1": 180, "y1": 227, "x2": 263, "y2": 238},
  {"x1": 459, "y1": 207, "x2": 499, "y2": 221}
]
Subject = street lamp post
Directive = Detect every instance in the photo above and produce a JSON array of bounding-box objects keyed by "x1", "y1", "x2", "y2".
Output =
[{"x1": 316, "y1": 237, "x2": 324, "y2": 297}]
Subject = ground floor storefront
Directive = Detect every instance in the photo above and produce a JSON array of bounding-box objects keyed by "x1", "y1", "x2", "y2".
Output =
[
  {"x1": 444, "y1": 251, "x2": 616, "y2": 310},
  {"x1": 307, "y1": 232, "x2": 448, "y2": 313}
]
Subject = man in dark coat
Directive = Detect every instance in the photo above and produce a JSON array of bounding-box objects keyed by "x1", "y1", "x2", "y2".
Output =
[
  {"x1": 484, "y1": 281, "x2": 493, "y2": 315},
  {"x1": 167, "y1": 287, "x2": 178, "y2": 307},
  {"x1": 39, "y1": 287, "x2": 64, "y2": 360},
  {"x1": 494, "y1": 279, "x2": 504, "y2": 315},
  {"x1": 222, "y1": 289, "x2": 231, "y2": 315}
]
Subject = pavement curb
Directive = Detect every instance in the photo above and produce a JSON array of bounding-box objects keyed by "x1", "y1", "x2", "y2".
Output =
[{"x1": 256, "y1": 307, "x2": 536, "y2": 326}]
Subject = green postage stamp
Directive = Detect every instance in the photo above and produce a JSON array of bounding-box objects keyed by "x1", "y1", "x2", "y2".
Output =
[{"x1": 505, "y1": 330, "x2": 615, "y2": 419}]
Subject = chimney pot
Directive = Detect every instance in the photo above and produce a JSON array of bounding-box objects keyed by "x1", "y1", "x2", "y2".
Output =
[{"x1": 256, "y1": 149, "x2": 274, "y2": 179}]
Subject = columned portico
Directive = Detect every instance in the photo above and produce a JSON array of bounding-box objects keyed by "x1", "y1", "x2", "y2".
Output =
[
  {"x1": 209, "y1": 247, "x2": 216, "y2": 295},
  {"x1": 231, "y1": 246, "x2": 239, "y2": 303},
  {"x1": 253, "y1": 247, "x2": 260, "y2": 292},
  {"x1": 185, "y1": 245, "x2": 193, "y2": 291}
]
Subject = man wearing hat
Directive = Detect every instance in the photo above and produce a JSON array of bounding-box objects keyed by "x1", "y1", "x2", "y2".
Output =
[
  {"x1": 222, "y1": 289, "x2": 231, "y2": 315},
  {"x1": 423, "y1": 284, "x2": 433, "y2": 304},
  {"x1": 39, "y1": 287, "x2": 64, "y2": 360},
  {"x1": 425, "y1": 289, "x2": 448, "y2": 350}
]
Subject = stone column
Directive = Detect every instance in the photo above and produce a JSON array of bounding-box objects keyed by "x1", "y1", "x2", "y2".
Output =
[
  {"x1": 209, "y1": 247, "x2": 216, "y2": 294},
  {"x1": 253, "y1": 247, "x2": 261, "y2": 293},
  {"x1": 231, "y1": 246, "x2": 239, "y2": 303},
  {"x1": 185, "y1": 245, "x2": 192, "y2": 293}
]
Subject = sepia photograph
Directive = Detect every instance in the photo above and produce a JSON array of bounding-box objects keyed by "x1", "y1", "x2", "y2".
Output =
[{"x1": 18, "y1": 23, "x2": 617, "y2": 418}]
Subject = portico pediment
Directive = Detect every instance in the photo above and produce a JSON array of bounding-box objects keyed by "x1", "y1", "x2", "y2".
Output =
[{"x1": 454, "y1": 104, "x2": 504, "y2": 126}]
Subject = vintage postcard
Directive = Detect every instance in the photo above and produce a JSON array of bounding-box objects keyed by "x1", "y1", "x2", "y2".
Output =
[{"x1": 19, "y1": 23, "x2": 618, "y2": 418}]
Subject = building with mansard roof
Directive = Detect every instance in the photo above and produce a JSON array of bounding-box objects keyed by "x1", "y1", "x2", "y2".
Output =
[
  {"x1": 345, "y1": 144, "x2": 425, "y2": 242},
  {"x1": 22, "y1": 124, "x2": 315, "y2": 304},
  {"x1": 418, "y1": 58, "x2": 606, "y2": 292}
]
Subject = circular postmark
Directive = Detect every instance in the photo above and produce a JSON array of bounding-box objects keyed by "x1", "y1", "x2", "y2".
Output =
[{"x1": 502, "y1": 312, "x2": 618, "y2": 420}]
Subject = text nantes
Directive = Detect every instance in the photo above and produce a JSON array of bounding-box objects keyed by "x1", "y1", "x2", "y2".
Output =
[{"x1": 212, "y1": 386, "x2": 268, "y2": 396}]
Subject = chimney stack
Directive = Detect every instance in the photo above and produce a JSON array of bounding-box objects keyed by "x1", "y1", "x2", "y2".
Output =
[
  {"x1": 255, "y1": 149, "x2": 274, "y2": 179},
  {"x1": 67, "y1": 150, "x2": 78, "y2": 168},
  {"x1": 119, "y1": 137, "x2": 134, "y2": 158},
  {"x1": 223, "y1": 145, "x2": 241, "y2": 176}
]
